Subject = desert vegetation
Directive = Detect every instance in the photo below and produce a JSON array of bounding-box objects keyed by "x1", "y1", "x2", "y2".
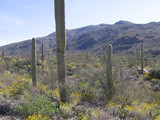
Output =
[
  {"x1": 1, "y1": 0, "x2": 160, "y2": 120},
  {"x1": 0, "y1": 42, "x2": 160, "y2": 120}
]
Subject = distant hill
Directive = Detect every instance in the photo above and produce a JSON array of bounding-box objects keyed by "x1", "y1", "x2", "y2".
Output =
[
  {"x1": 114, "y1": 20, "x2": 134, "y2": 25},
  {"x1": 1, "y1": 20, "x2": 160, "y2": 57}
]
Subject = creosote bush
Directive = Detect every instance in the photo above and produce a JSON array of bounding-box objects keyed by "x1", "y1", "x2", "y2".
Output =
[{"x1": 149, "y1": 70, "x2": 160, "y2": 79}]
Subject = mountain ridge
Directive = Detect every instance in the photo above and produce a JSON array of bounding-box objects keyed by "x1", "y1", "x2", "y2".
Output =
[{"x1": 1, "y1": 21, "x2": 160, "y2": 57}]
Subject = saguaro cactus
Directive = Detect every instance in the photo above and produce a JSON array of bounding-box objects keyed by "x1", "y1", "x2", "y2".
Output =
[
  {"x1": 41, "y1": 43, "x2": 45, "y2": 69},
  {"x1": 86, "y1": 51, "x2": 89, "y2": 64},
  {"x1": 1, "y1": 50, "x2": 4, "y2": 58},
  {"x1": 141, "y1": 44, "x2": 144, "y2": 74},
  {"x1": 55, "y1": 0, "x2": 67, "y2": 102},
  {"x1": 120, "y1": 62, "x2": 124, "y2": 81},
  {"x1": 31, "y1": 38, "x2": 37, "y2": 86},
  {"x1": 136, "y1": 48, "x2": 139, "y2": 66},
  {"x1": 106, "y1": 44, "x2": 114, "y2": 99},
  {"x1": 47, "y1": 52, "x2": 51, "y2": 60}
]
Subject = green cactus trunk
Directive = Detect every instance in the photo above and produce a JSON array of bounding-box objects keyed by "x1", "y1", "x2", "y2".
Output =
[
  {"x1": 41, "y1": 43, "x2": 44, "y2": 69},
  {"x1": 48, "y1": 53, "x2": 50, "y2": 60},
  {"x1": 55, "y1": 0, "x2": 68, "y2": 102},
  {"x1": 106, "y1": 44, "x2": 114, "y2": 100},
  {"x1": 141, "y1": 44, "x2": 144, "y2": 74},
  {"x1": 136, "y1": 48, "x2": 139, "y2": 66},
  {"x1": 1, "y1": 50, "x2": 4, "y2": 58},
  {"x1": 31, "y1": 38, "x2": 37, "y2": 86},
  {"x1": 86, "y1": 51, "x2": 89, "y2": 64},
  {"x1": 120, "y1": 62, "x2": 124, "y2": 81}
]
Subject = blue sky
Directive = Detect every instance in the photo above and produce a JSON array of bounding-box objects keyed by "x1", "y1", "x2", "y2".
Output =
[{"x1": 0, "y1": 0, "x2": 160, "y2": 46}]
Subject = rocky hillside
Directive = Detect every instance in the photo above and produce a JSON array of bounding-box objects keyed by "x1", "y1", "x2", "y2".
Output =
[{"x1": 1, "y1": 20, "x2": 160, "y2": 57}]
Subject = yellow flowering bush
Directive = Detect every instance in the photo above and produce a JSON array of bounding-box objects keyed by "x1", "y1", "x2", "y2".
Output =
[
  {"x1": 124, "y1": 105, "x2": 134, "y2": 111},
  {"x1": 60, "y1": 102, "x2": 73, "y2": 115},
  {"x1": 144, "y1": 66, "x2": 150, "y2": 69},
  {"x1": 25, "y1": 114, "x2": 51, "y2": 120},
  {"x1": 106, "y1": 100, "x2": 158, "y2": 118},
  {"x1": 46, "y1": 88, "x2": 60, "y2": 99},
  {"x1": 80, "y1": 82, "x2": 96, "y2": 102},
  {"x1": 78, "y1": 112, "x2": 89, "y2": 120},
  {"x1": 70, "y1": 92, "x2": 81, "y2": 105},
  {"x1": 151, "y1": 78, "x2": 158, "y2": 83},
  {"x1": 80, "y1": 82, "x2": 89, "y2": 89},
  {"x1": 144, "y1": 72, "x2": 149, "y2": 78},
  {"x1": 37, "y1": 82, "x2": 47, "y2": 92},
  {"x1": 8, "y1": 77, "x2": 31, "y2": 96},
  {"x1": 87, "y1": 108, "x2": 101, "y2": 119},
  {"x1": 94, "y1": 62, "x2": 101, "y2": 67},
  {"x1": 67, "y1": 62, "x2": 77, "y2": 70},
  {"x1": 15, "y1": 93, "x2": 59, "y2": 117},
  {"x1": 106, "y1": 101, "x2": 119, "y2": 109},
  {"x1": 0, "y1": 75, "x2": 32, "y2": 96},
  {"x1": 154, "y1": 114, "x2": 160, "y2": 120},
  {"x1": 78, "y1": 108, "x2": 103, "y2": 120},
  {"x1": 133, "y1": 102, "x2": 156, "y2": 114}
]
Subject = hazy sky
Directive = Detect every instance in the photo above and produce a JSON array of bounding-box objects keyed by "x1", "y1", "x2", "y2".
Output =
[{"x1": 0, "y1": 0, "x2": 160, "y2": 46}]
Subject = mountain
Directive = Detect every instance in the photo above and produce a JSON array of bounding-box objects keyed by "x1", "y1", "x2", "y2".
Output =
[
  {"x1": 1, "y1": 20, "x2": 160, "y2": 57},
  {"x1": 114, "y1": 20, "x2": 134, "y2": 25}
]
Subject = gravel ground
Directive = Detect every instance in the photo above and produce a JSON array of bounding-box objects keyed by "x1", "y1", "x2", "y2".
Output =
[{"x1": 0, "y1": 115, "x2": 23, "y2": 120}]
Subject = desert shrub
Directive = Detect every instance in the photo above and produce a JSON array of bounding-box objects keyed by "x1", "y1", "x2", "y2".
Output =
[
  {"x1": 78, "y1": 82, "x2": 96, "y2": 103},
  {"x1": 14, "y1": 93, "x2": 59, "y2": 117},
  {"x1": 0, "y1": 76, "x2": 31, "y2": 97},
  {"x1": 149, "y1": 70, "x2": 160, "y2": 79},
  {"x1": 112, "y1": 80, "x2": 136, "y2": 107},
  {"x1": 18, "y1": 69, "x2": 28, "y2": 75},
  {"x1": 127, "y1": 57, "x2": 136, "y2": 68},
  {"x1": 127, "y1": 67, "x2": 139, "y2": 76},
  {"x1": 24, "y1": 114, "x2": 51, "y2": 120},
  {"x1": 12, "y1": 58, "x2": 31, "y2": 73},
  {"x1": 94, "y1": 69, "x2": 116, "y2": 102}
]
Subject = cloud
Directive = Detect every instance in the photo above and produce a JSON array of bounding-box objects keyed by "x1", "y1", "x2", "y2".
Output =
[
  {"x1": 0, "y1": 14, "x2": 25, "y2": 32},
  {"x1": 9, "y1": 0, "x2": 40, "y2": 10},
  {"x1": 0, "y1": 26, "x2": 18, "y2": 32},
  {"x1": 0, "y1": 14, "x2": 25, "y2": 25}
]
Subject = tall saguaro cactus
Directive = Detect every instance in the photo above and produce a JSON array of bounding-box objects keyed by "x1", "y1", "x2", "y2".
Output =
[
  {"x1": 141, "y1": 44, "x2": 144, "y2": 74},
  {"x1": 31, "y1": 38, "x2": 37, "y2": 86},
  {"x1": 107, "y1": 44, "x2": 112, "y2": 82},
  {"x1": 136, "y1": 48, "x2": 139, "y2": 66},
  {"x1": 55, "y1": 0, "x2": 67, "y2": 102},
  {"x1": 1, "y1": 50, "x2": 4, "y2": 58},
  {"x1": 106, "y1": 44, "x2": 114, "y2": 100},
  {"x1": 41, "y1": 43, "x2": 45, "y2": 69},
  {"x1": 120, "y1": 62, "x2": 124, "y2": 81}
]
